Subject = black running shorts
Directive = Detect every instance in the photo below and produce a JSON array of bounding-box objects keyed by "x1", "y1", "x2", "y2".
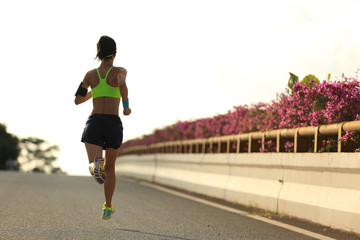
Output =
[{"x1": 81, "y1": 114, "x2": 123, "y2": 149}]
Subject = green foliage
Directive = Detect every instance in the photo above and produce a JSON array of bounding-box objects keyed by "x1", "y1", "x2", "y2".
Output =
[
  {"x1": 0, "y1": 123, "x2": 65, "y2": 173},
  {"x1": 319, "y1": 138, "x2": 338, "y2": 153},
  {"x1": 301, "y1": 74, "x2": 320, "y2": 87},
  {"x1": 20, "y1": 137, "x2": 61, "y2": 173},
  {"x1": 288, "y1": 72, "x2": 299, "y2": 89},
  {"x1": 286, "y1": 73, "x2": 320, "y2": 94},
  {"x1": 0, "y1": 123, "x2": 20, "y2": 170}
]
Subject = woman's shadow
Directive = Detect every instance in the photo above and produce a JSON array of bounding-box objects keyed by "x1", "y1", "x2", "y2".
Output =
[{"x1": 117, "y1": 228, "x2": 195, "y2": 240}]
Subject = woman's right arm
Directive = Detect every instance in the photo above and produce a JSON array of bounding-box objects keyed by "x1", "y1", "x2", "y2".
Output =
[{"x1": 75, "y1": 72, "x2": 92, "y2": 105}]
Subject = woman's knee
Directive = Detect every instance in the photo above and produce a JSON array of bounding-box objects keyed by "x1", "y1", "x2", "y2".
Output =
[{"x1": 104, "y1": 162, "x2": 115, "y2": 172}]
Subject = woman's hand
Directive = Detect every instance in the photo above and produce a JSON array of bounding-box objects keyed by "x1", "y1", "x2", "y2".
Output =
[{"x1": 123, "y1": 108, "x2": 131, "y2": 116}]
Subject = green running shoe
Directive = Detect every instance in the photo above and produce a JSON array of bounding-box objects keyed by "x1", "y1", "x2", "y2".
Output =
[{"x1": 101, "y1": 203, "x2": 114, "y2": 220}]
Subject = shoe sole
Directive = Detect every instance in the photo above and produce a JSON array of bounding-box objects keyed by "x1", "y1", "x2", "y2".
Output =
[{"x1": 94, "y1": 157, "x2": 106, "y2": 184}]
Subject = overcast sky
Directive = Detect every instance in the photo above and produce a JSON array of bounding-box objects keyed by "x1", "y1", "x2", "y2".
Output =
[{"x1": 1, "y1": 0, "x2": 360, "y2": 175}]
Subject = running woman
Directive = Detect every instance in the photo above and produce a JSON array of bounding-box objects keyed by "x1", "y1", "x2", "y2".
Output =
[{"x1": 74, "y1": 35, "x2": 131, "y2": 220}]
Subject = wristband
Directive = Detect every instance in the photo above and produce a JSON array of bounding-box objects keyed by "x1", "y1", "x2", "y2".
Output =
[{"x1": 122, "y1": 99, "x2": 129, "y2": 108}]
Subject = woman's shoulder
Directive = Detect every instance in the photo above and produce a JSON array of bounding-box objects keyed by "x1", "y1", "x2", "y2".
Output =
[
  {"x1": 113, "y1": 67, "x2": 127, "y2": 81},
  {"x1": 83, "y1": 69, "x2": 97, "y2": 83},
  {"x1": 114, "y1": 66, "x2": 127, "y2": 75},
  {"x1": 85, "y1": 69, "x2": 98, "y2": 77}
]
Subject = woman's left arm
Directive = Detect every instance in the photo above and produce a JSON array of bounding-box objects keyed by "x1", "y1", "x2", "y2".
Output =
[{"x1": 118, "y1": 67, "x2": 131, "y2": 115}]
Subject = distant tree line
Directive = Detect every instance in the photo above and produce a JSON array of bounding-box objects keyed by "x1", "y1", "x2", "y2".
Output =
[{"x1": 0, "y1": 123, "x2": 65, "y2": 173}]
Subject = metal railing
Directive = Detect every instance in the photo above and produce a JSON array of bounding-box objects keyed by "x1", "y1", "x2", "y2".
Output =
[{"x1": 119, "y1": 120, "x2": 360, "y2": 155}]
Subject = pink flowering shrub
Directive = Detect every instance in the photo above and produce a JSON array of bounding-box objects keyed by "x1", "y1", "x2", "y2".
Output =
[
  {"x1": 121, "y1": 75, "x2": 360, "y2": 152},
  {"x1": 258, "y1": 140, "x2": 276, "y2": 153},
  {"x1": 339, "y1": 130, "x2": 360, "y2": 152},
  {"x1": 284, "y1": 141, "x2": 294, "y2": 152},
  {"x1": 276, "y1": 75, "x2": 360, "y2": 128},
  {"x1": 319, "y1": 138, "x2": 338, "y2": 153}
]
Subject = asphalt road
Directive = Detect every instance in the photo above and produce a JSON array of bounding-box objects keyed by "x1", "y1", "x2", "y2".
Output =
[{"x1": 0, "y1": 172, "x2": 333, "y2": 240}]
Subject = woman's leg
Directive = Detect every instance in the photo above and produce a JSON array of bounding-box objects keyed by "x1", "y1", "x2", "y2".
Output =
[
  {"x1": 104, "y1": 147, "x2": 121, "y2": 207},
  {"x1": 85, "y1": 142, "x2": 103, "y2": 175}
]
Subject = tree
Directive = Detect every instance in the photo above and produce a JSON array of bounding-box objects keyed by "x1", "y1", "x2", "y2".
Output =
[
  {"x1": 19, "y1": 137, "x2": 63, "y2": 173},
  {"x1": 0, "y1": 123, "x2": 20, "y2": 170}
]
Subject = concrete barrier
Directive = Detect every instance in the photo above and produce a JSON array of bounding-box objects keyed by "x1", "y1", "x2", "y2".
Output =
[
  {"x1": 116, "y1": 154, "x2": 156, "y2": 182},
  {"x1": 116, "y1": 153, "x2": 360, "y2": 233}
]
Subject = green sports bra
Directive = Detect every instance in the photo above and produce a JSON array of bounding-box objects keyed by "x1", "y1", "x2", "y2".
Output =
[{"x1": 92, "y1": 66, "x2": 121, "y2": 99}]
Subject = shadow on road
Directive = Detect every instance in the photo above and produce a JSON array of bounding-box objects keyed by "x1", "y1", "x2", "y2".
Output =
[{"x1": 118, "y1": 228, "x2": 195, "y2": 240}]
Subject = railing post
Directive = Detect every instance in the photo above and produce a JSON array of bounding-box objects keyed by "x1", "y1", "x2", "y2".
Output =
[
  {"x1": 248, "y1": 134, "x2": 252, "y2": 153},
  {"x1": 338, "y1": 123, "x2": 345, "y2": 152},
  {"x1": 276, "y1": 132, "x2": 280, "y2": 153},
  {"x1": 294, "y1": 128, "x2": 299, "y2": 153},
  {"x1": 202, "y1": 140, "x2": 206, "y2": 154},
  {"x1": 218, "y1": 139, "x2": 221, "y2": 153},
  {"x1": 314, "y1": 127, "x2": 319, "y2": 153},
  {"x1": 261, "y1": 133, "x2": 265, "y2": 152},
  {"x1": 236, "y1": 136, "x2": 241, "y2": 153},
  {"x1": 226, "y1": 137, "x2": 230, "y2": 153}
]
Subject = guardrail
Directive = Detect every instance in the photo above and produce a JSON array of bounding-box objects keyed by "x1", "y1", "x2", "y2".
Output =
[
  {"x1": 120, "y1": 120, "x2": 360, "y2": 155},
  {"x1": 116, "y1": 152, "x2": 360, "y2": 233}
]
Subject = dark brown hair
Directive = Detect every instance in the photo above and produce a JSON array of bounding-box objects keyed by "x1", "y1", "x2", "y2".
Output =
[{"x1": 96, "y1": 36, "x2": 117, "y2": 61}]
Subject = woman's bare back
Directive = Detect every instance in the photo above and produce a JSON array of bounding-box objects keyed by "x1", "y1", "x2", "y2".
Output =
[{"x1": 85, "y1": 66, "x2": 126, "y2": 115}]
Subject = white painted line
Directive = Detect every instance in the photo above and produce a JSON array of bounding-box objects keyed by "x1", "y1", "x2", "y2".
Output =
[
  {"x1": 248, "y1": 215, "x2": 335, "y2": 240},
  {"x1": 140, "y1": 181, "x2": 336, "y2": 240},
  {"x1": 141, "y1": 181, "x2": 249, "y2": 215}
]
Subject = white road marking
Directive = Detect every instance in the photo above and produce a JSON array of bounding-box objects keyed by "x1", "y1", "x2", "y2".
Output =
[{"x1": 139, "y1": 181, "x2": 336, "y2": 240}]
